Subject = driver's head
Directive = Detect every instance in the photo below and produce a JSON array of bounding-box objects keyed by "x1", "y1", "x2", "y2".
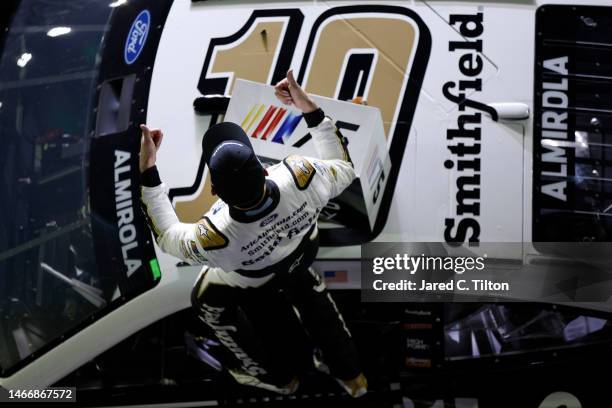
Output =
[{"x1": 202, "y1": 122, "x2": 266, "y2": 207}]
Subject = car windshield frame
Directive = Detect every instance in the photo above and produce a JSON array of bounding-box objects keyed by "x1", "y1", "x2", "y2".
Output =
[{"x1": 0, "y1": 0, "x2": 166, "y2": 377}]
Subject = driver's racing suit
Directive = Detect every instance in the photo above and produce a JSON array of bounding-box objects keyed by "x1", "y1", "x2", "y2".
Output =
[{"x1": 140, "y1": 109, "x2": 361, "y2": 390}]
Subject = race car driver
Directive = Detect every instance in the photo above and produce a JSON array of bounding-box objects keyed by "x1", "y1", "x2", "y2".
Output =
[{"x1": 139, "y1": 70, "x2": 367, "y2": 397}]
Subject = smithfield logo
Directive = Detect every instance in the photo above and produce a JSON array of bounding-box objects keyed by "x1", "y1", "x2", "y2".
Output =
[
  {"x1": 260, "y1": 213, "x2": 279, "y2": 227},
  {"x1": 124, "y1": 10, "x2": 150, "y2": 65}
]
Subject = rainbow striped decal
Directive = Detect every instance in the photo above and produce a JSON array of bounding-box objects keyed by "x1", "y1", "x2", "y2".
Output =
[{"x1": 241, "y1": 104, "x2": 303, "y2": 144}]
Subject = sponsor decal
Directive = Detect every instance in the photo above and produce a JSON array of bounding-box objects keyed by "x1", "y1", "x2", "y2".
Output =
[
  {"x1": 179, "y1": 239, "x2": 207, "y2": 264},
  {"x1": 195, "y1": 217, "x2": 228, "y2": 250},
  {"x1": 442, "y1": 12, "x2": 498, "y2": 243},
  {"x1": 211, "y1": 200, "x2": 225, "y2": 215},
  {"x1": 114, "y1": 150, "x2": 142, "y2": 276},
  {"x1": 199, "y1": 304, "x2": 266, "y2": 376},
  {"x1": 189, "y1": 240, "x2": 206, "y2": 262},
  {"x1": 260, "y1": 213, "x2": 279, "y2": 227},
  {"x1": 240, "y1": 202, "x2": 321, "y2": 265},
  {"x1": 283, "y1": 155, "x2": 316, "y2": 190},
  {"x1": 403, "y1": 309, "x2": 432, "y2": 317},
  {"x1": 124, "y1": 10, "x2": 150, "y2": 65},
  {"x1": 405, "y1": 356, "x2": 431, "y2": 368},
  {"x1": 406, "y1": 338, "x2": 430, "y2": 351}
]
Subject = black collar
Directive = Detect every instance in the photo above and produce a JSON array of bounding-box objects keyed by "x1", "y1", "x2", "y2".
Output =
[{"x1": 229, "y1": 179, "x2": 280, "y2": 223}]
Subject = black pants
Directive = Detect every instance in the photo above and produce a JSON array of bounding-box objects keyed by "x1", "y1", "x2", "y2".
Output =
[{"x1": 191, "y1": 256, "x2": 361, "y2": 386}]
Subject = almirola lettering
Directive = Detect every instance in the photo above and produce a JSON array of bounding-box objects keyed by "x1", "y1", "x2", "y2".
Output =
[{"x1": 114, "y1": 150, "x2": 142, "y2": 276}]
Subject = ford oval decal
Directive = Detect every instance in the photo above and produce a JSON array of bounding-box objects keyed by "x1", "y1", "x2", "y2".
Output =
[
  {"x1": 124, "y1": 10, "x2": 150, "y2": 65},
  {"x1": 260, "y1": 213, "x2": 278, "y2": 227}
]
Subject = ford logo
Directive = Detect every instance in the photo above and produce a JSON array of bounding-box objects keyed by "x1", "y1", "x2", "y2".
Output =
[
  {"x1": 260, "y1": 213, "x2": 278, "y2": 227},
  {"x1": 124, "y1": 10, "x2": 150, "y2": 65}
]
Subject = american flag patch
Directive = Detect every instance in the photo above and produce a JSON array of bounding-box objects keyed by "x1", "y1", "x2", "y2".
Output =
[{"x1": 324, "y1": 270, "x2": 348, "y2": 283}]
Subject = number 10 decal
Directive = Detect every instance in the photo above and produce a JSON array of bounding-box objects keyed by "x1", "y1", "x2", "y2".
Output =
[
  {"x1": 175, "y1": 5, "x2": 431, "y2": 244},
  {"x1": 197, "y1": 9, "x2": 304, "y2": 96}
]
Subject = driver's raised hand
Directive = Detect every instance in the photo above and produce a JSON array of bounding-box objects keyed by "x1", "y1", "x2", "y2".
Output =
[
  {"x1": 274, "y1": 69, "x2": 318, "y2": 114},
  {"x1": 139, "y1": 124, "x2": 163, "y2": 173}
]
